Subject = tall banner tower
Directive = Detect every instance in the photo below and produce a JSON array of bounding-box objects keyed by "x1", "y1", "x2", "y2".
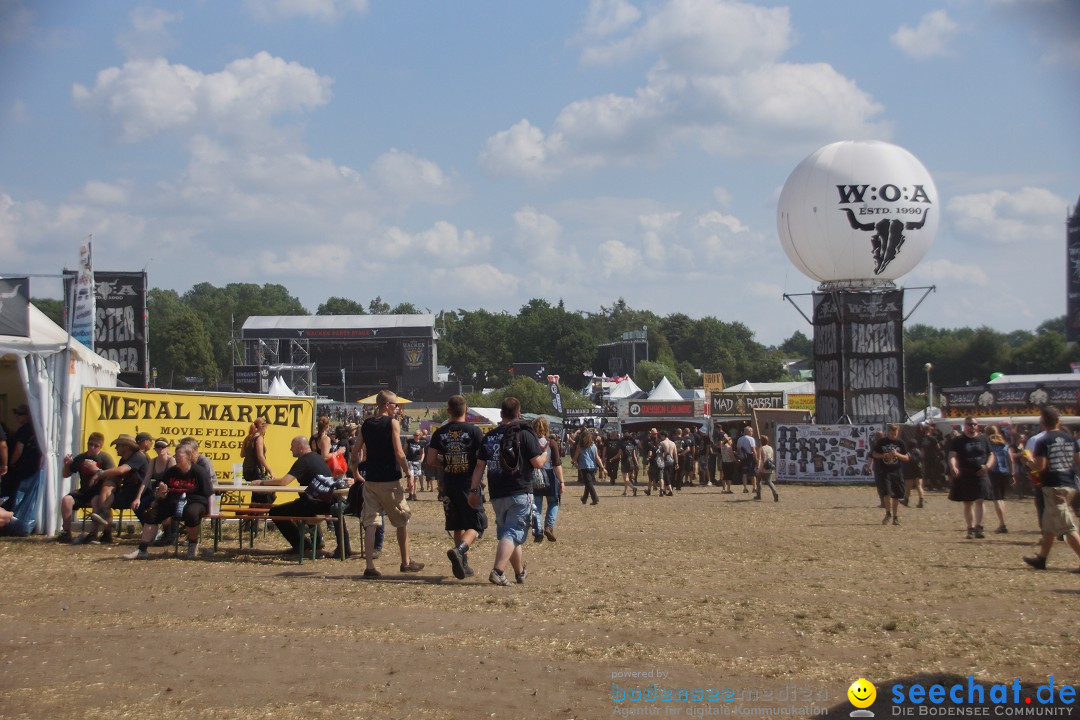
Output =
[{"x1": 777, "y1": 141, "x2": 939, "y2": 424}]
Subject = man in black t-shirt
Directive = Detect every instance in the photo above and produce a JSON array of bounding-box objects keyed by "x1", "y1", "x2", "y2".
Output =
[
  {"x1": 405, "y1": 431, "x2": 424, "y2": 501},
  {"x1": 57, "y1": 432, "x2": 116, "y2": 542},
  {"x1": 872, "y1": 424, "x2": 909, "y2": 526},
  {"x1": 1023, "y1": 407, "x2": 1080, "y2": 571},
  {"x1": 265, "y1": 435, "x2": 350, "y2": 555},
  {"x1": 948, "y1": 417, "x2": 994, "y2": 540},
  {"x1": 77, "y1": 433, "x2": 149, "y2": 544},
  {"x1": 469, "y1": 396, "x2": 546, "y2": 586},
  {"x1": 2, "y1": 404, "x2": 40, "y2": 512},
  {"x1": 428, "y1": 394, "x2": 486, "y2": 579}
]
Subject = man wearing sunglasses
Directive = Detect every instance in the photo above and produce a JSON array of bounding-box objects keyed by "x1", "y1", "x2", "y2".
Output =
[{"x1": 948, "y1": 416, "x2": 994, "y2": 539}]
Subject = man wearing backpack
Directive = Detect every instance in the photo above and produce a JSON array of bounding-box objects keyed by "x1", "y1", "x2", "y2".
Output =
[{"x1": 468, "y1": 397, "x2": 547, "y2": 587}]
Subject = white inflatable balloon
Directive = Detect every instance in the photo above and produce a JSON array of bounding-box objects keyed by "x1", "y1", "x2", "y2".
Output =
[{"x1": 777, "y1": 140, "x2": 939, "y2": 285}]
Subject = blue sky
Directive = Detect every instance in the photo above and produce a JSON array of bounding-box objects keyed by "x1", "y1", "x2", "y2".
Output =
[{"x1": 1, "y1": 0, "x2": 1077, "y2": 346}]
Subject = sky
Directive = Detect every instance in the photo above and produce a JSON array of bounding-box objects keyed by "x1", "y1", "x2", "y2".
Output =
[{"x1": 1, "y1": 0, "x2": 1077, "y2": 347}]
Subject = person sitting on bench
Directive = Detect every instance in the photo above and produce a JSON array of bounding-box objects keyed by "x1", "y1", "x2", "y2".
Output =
[
  {"x1": 124, "y1": 442, "x2": 213, "y2": 560},
  {"x1": 257, "y1": 435, "x2": 352, "y2": 555}
]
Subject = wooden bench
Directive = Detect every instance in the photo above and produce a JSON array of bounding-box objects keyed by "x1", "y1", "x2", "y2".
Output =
[{"x1": 208, "y1": 484, "x2": 347, "y2": 563}]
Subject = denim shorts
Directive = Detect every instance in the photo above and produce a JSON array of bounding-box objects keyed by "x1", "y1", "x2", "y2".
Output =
[{"x1": 491, "y1": 493, "x2": 533, "y2": 546}]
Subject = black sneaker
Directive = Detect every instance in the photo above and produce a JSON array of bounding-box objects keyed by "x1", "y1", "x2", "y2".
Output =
[
  {"x1": 362, "y1": 568, "x2": 382, "y2": 578},
  {"x1": 55, "y1": 531, "x2": 72, "y2": 544},
  {"x1": 892, "y1": 517, "x2": 901, "y2": 526},
  {"x1": 1023, "y1": 555, "x2": 1047, "y2": 570},
  {"x1": 400, "y1": 560, "x2": 425, "y2": 573},
  {"x1": 447, "y1": 547, "x2": 466, "y2": 580},
  {"x1": 974, "y1": 525, "x2": 985, "y2": 539},
  {"x1": 995, "y1": 526, "x2": 1009, "y2": 534},
  {"x1": 966, "y1": 528, "x2": 975, "y2": 540},
  {"x1": 533, "y1": 534, "x2": 544, "y2": 543},
  {"x1": 882, "y1": 512, "x2": 892, "y2": 525}
]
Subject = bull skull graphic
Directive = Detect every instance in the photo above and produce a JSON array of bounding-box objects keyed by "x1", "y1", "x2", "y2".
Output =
[{"x1": 842, "y1": 209, "x2": 930, "y2": 276}]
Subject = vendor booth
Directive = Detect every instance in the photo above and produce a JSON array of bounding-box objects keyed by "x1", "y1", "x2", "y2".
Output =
[{"x1": 0, "y1": 303, "x2": 119, "y2": 535}]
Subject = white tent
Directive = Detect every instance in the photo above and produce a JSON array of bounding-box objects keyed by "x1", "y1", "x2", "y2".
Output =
[
  {"x1": 723, "y1": 380, "x2": 816, "y2": 394},
  {"x1": 267, "y1": 375, "x2": 297, "y2": 396},
  {"x1": 0, "y1": 303, "x2": 119, "y2": 535},
  {"x1": 647, "y1": 376, "x2": 682, "y2": 401},
  {"x1": 607, "y1": 377, "x2": 643, "y2": 399}
]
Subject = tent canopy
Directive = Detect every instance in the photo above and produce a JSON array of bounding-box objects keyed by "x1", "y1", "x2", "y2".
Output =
[
  {"x1": 0, "y1": 303, "x2": 118, "y2": 535},
  {"x1": 607, "y1": 377, "x2": 643, "y2": 398},
  {"x1": 647, "y1": 376, "x2": 682, "y2": 401}
]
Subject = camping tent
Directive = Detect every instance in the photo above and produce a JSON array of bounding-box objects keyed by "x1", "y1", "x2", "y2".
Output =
[{"x1": 0, "y1": 303, "x2": 119, "y2": 535}]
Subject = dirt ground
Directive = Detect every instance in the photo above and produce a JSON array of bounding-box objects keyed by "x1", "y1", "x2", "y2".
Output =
[{"x1": 2, "y1": 475, "x2": 1078, "y2": 720}]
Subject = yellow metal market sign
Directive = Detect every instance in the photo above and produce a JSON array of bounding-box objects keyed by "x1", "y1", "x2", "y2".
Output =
[{"x1": 81, "y1": 387, "x2": 315, "y2": 482}]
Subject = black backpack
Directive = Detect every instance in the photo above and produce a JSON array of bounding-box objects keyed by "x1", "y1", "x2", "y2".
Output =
[{"x1": 498, "y1": 419, "x2": 536, "y2": 479}]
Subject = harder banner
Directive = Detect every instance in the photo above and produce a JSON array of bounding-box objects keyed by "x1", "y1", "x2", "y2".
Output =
[
  {"x1": 774, "y1": 423, "x2": 876, "y2": 484},
  {"x1": 813, "y1": 289, "x2": 904, "y2": 424},
  {"x1": 80, "y1": 387, "x2": 315, "y2": 483}
]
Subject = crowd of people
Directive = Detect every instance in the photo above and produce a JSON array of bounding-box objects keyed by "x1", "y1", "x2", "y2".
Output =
[
  {"x1": 562, "y1": 423, "x2": 778, "y2": 503},
  {"x1": 3, "y1": 395, "x2": 1079, "y2": 578}
]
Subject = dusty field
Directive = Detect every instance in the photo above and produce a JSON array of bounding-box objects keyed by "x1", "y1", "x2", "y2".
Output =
[{"x1": 2, "y1": 477, "x2": 1078, "y2": 720}]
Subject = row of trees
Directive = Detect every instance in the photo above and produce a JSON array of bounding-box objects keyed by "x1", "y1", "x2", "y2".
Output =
[{"x1": 32, "y1": 283, "x2": 1077, "y2": 398}]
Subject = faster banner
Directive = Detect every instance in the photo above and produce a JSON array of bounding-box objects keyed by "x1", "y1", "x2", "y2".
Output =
[{"x1": 80, "y1": 387, "x2": 316, "y2": 483}]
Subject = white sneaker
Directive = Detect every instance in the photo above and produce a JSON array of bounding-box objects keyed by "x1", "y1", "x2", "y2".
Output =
[
  {"x1": 185, "y1": 543, "x2": 199, "y2": 559},
  {"x1": 123, "y1": 549, "x2": 149, "y2": 560}
]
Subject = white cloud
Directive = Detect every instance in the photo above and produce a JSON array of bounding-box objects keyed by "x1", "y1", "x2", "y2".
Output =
[
  {"x1": 581, "y1": 0, "x2": 792, "y2": 71},
  {"x1": 695, "y1": 211, "x2": 748, "y2": 234},
  {"x1": 77, "y1": 180, "x2": 131, "y2": 206},
  {"x1": 432, "y1": 264, "x2": 519, "y2": 298},
  {"x1": 890, "y1": 10, "x2": 958, "y2": 60},
  {"x1": 712, "y1": 186, "x2": 733, "y2": 208},
  {"x1": 582, "y1": 0, "x2": 641, "y2": 38},
  {"x1": 244, "y1": 0, "x2": 368, "y2": 23},
  {"x1": 259, "y1": 243, "x2": 354, "y2": 278},
  {"x1": 7, "y1": 98, "x2": 29, "y2": 125},
  {"x1": 369, "y1": 149, "x2": 461, "y2": 208},
  {"x1": 117, "y1": 7, "x2": 182, "y2": 60},
  {"x1": 906, "y1": 258, "x2": 989, "y2": 286},
  {"x1": 596, "y1": 239, "x2": 642, "y2": 277},
  {"x1": 72, "y1": 52, "x2": 333, "y2": 143},
  {"x1": 948, "y1": 187, "x2": 1067, "y2": 244},
  {"x1": 484, "y1": 0, "x2": 888, "y2": 179},
  {"x1": 0, "y1": 0, "x2": 31, "y2": 45}
]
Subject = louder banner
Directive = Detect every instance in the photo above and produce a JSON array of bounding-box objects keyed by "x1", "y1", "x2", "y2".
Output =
[
  {"x1": 80, "y1": 387, "x2": 315, "y2": 483},
  {"x1": 774, "y1": 423, "x2": 876, "y2": 484},
  {"x1": 813, "y1": 289, "x2": 904, "y2": 425}
]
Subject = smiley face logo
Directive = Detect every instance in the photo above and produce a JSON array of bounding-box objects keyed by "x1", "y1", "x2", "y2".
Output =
[{"x1": 848, "y1": 678, "x2": 876, "y2": 709}]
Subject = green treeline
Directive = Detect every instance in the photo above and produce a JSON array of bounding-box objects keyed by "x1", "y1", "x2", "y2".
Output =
[{"x1": 32, "y1": 285, "x2": 1078, "y2": 399}]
